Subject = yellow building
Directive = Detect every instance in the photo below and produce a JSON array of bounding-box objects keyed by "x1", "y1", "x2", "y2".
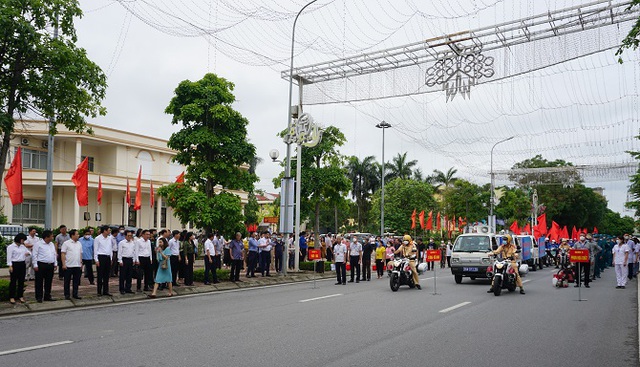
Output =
[{"x1": 3, "y1": 120, "x2": 248, "y2": 229}]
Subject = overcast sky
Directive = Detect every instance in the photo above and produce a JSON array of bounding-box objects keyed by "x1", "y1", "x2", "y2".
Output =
[{"x1": 73, "y1": 0, "x2": 639, "y2": 217}]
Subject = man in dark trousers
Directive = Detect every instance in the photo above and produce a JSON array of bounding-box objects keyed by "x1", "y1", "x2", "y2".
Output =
[
  {"x1": 94, "y1": 226, "x2": 113, "y2": 297},
  {"x1": 361, "y1": 237, "x2": 375, "y2": 281},
  {"x1": 32, "y1": 230, "x2": 57, "y2": 302},
  {"x1": 426, "y1": 238, "x2": 436, "y2": 271}
]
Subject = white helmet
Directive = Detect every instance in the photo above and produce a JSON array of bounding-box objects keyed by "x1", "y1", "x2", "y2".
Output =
[{"x1": 417, "y1": 262, "x2": 428, "y2": 274}]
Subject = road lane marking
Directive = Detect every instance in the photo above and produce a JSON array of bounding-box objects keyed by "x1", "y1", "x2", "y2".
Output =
[
  {"x1": 522, "y1": 279, "x2": 531, "y2": 284},
  {"x1": 420, "y1": 277, "x2": 434, "y2": 281},
  {"x1": 439, "y1": 302, "x2": 471, "y2": 313},
  {"x1": 299, "y1": 294, "x2": 343, "y2": 303},
  {"x1": 0, "y1": 340, "x2": 73, "y2": 356}
]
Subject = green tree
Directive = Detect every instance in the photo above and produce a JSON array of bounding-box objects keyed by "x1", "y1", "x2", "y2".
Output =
[
  {"x1": 599, "y1": 209, "x2": 635, "y2": 235},
  {"x1": 346, "y1": 155, "x2": 380, "y2": 231},
  {"x1": 494, "y1": 187, "x2": 531, "y2": 226},
  {"x1": 158, "y1": 73, "x2": 257, "y2": 236},
  {"x1": 243, "y1": 193, "x2": 259, "y2": 225},
  {"x1": 616, "y1": 0, "x2": 640, "y2": 63},
  {"x1": 445, "y1": 179, "x2": 490, "y2": 224},
  {"x1": 0, "y1": 0, "x2": 107, "y2": 181},
  {"x1": 386, "y1": 152, "x2": 417, "y2": 180},
  {"x1": 432, "y1": 167, "x2": 458, "y2": 189},
  {"x1": 370, "y1": 178, "x2": 437, "y2": 235},
  {"x1": 627, "y1": 134, "x2": 640, "y2": 219}
]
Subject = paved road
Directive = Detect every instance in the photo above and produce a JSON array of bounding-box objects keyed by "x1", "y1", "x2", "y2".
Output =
[{"x1": 0, "y1": 264, "x2": 637, "y2": 367}]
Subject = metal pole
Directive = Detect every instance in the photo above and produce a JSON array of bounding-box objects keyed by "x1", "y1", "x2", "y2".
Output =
[
  {"x1": 381, "y1": 127, "x2": 385, "y2": 237},
  {"x1": 44, "y1": 17, "x2": 59, "y2": 230},
  {"x1": 489, "y1": 136, "x2": 514, "y2": 233},
  {"x1": 295, "y1": 144, "x2": 302, "y2": 272},
  {"x1": 282, "y1": 0, "x2": 319, "y2": 275}
]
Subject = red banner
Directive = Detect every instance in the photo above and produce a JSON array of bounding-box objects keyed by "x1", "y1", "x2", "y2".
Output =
[
  {"x1": 569, "y1": 249, "x2": 589, "y2": 263},
  {"x1": 308, "y1": 249, "x2": 321, "y2": 260},
  {"x1": 426, "y1": 250, "x2": 441, "y2": 262}
]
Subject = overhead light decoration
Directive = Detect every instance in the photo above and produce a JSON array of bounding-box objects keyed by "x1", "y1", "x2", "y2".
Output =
[
  {"x1": 283, "y1": 113, "x2": 323, "y2": 147},
  {"x1": 425, "y1": 44, "x2": 495, "y2": 101}
]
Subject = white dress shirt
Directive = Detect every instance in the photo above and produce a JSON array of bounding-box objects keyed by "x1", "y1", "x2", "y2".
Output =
[
  {"x1": 169, "y1": 238, "x2": 180, "y2": 256},
  {"x1": 259, "y1": 238, "x2": 272, "y2": 251},
  {"x1": 204, "y1": 239, "x2": 216, "y2": 256},
  {"x1": 94, "y1": 234, "x2": 114, "y2": 261},
  {"x1": 6, "y1": 243, "x2": 29, "y2": 266},
  {"x1": 334, "y1": 243, "x2": 347, "y2": 263},
  {"x1": 61, "y1": 239, "x2": 83, "y2": 268},
  {"x1": 136, "y1": 238, "x2": 152, "y2": 258},
  {"x1": 118, "y1": 239, "x2": 138, "y2": 263},
  {"x1": 32, "y1": 240, "x2": 58, "y2": 266},
  {"x1": 349, "y1": 242, "x2": 362, "y2": 256},
  {"x1": 24, "y1": 234, "x2": 39, "y2": 252}
]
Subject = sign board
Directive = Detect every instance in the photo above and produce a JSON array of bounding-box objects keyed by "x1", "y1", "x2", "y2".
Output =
[
  {"x1": 263, "y1": 216, "x2": 279, "y2": 224},
  {"x1": 569, "y1": 249, "x2": 589, "y2": 263},
  {"x1": 520, "y1": 236, "x2": 532, "y2": 261},
  {"x1": 426, "y1": 250, "x2": 441, "y2": 262},
  {"x1": 308, "y1": 249, "x2": 321, "y2": 261},
  {"x1": 538, "y1": 237, "x2": 546, "y2": 259}
]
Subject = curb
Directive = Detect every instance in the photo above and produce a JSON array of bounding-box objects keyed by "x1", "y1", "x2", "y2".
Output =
[{"x1": 0, "y1": 273, "x2": 335, "y2": 317}]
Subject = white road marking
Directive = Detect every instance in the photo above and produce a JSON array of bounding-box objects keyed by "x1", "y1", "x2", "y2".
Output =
[
  {"x1": 522, "y1": 279, "x2": 531, "y2": 284},
  {"x1": 439, "y1": 302, "x2": 471, "y2": 313},
  {"x1": 0, "y1": 340, "x2": 73, "y2": 356},
  {"x1": 420, "y1": 277, "x2": 434, "y2": 281},
  {"x1": 299, "y1": 294, "x2": 343, "y2": 303}
]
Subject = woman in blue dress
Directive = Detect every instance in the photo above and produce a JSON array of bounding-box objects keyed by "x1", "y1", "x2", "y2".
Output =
[{"x1": 149, "y1": 240, "x2": 173, "y2": 298}]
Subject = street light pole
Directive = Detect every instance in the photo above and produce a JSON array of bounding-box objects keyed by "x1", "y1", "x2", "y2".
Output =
[
  {"x1": 376, "y1": 121, "x2": 391, "y2": 237},
  {"x1": 489, "y1": 136, "x2": 514, "y2": 233},
  {"x1": 283, "y1": 0, "x2": 318, "y2": 275}
]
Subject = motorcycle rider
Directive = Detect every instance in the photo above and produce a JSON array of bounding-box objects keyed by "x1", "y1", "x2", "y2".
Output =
[
  {"x1": 393, "y1": 235, "x2": 421, "y2": 290},
  {"x1": 487, "y1": 234, "x2": 525, "y2": 295},
  {"x1": 558, "y1": 239, "x2": 571, "y2": 267}
]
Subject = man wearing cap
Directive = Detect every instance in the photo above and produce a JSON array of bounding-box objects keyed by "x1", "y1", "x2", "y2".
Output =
[
  {"x1": 394, "y1": 235, "x2": 421, "y2": 290},
  {"x1": 487, "y1": 234, "x2": 524, "y2": 294},
  {"x1": 586, "y1": 234, "x2": 601, "y2": 282}
]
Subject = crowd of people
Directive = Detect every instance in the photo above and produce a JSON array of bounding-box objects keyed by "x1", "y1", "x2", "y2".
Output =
[{"x1": 5, "y1": 225, "x2": 638, "y2": 303}]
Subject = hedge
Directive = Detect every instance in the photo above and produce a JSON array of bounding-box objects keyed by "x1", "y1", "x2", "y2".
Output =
[
  {"x1": 193, "y1": 268, "x2": 231, "y2": 282},
  {"x1": 299, "y1": 261, "x2": 332, "y2": 272},
  {"x1": 0, "y1": 279, "x2": 12, "y2": 301}
]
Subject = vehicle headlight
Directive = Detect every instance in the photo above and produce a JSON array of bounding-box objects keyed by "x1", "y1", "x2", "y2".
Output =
[
  {"x1": 451, "y1": 258, "x2": 460, "y2": 263},
  {"x1": 496, "y1": 263, "x2": 504, "y2": 269},
  {"x1": 481, "y1": 257, "x2": 490, "y2": 264}
]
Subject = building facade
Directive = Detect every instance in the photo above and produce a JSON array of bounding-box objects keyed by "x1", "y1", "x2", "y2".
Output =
[{"x1": 4, "y1": 120, "x2": 248, "y2": 230}]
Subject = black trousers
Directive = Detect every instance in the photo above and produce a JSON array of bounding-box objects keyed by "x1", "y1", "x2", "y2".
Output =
[
  {"x1": 204, "y1": 256, "x2": 218, "y2": 283},
  {"x1": 110, "y1": 251, "x2": 119, "y2": 276},
  {"x1": 97, "y1": 254, "x2": 112, "y2": 295},
  {"x1": 35, "y1": 262, "x2": 55, "y2": 301},
  {"x1": 57, "y1": 249, "x2": 64, "y2": 279},
  {"x1": 629, "y1": 262, "x2": 635, "y2": 280},
  {"x1": 335, "y1": 261, "x2": 346, "y2": 284},
  {"x1": 300, "y1": 248, "x2": 307, "y2": 263},
  {"x1": 183, "y1": 253, "x2": 194, "y2": 285},
  {"x1": 137, "y1": 256, "x2": 153, "y2": 290},
  {"x1": 64, "y1": 267, "x2": 82, "y2": 298},
  {"x1": 170, "y1": 255, "x2": 179, "y2": 284},
  {"x1": 246, "y1": 251, "x2": 258, "y2": 277},
  {"x1": 230, "y1": 259, "x2": 242, "y2": 281},
  {"x1": 362, "y1": 258, "x2": 371, "y2": 280},
  {"x1": 9, "y1": 261, "x2": 26, "y2": 299},
  {"x1": 426, "y1": 261, "x2": 435, "y2": 271},
  {"x1": 349, "y1": 256, "x2": 361, "y2": 281},
  {"x1": 119, "y1": 257, "x2": 134, "y2": 293},
  {"x1": 576, "y1": 262, "x2": 591, "y2": 286},
  {"x1": 375, "y1": 259, "x2": 385, "y2": 277},
  {"x1": 260, "y1": 251, "x2": 271, "y2": 276},
  {"x1": 274, "y1": 252, "x2": 283, "y2": 273},
  {"x1": 82, "y1": 259, "x2": 94, "y2": 284},
  {"x1": 213, "y1": 255, "x2": 221, "y2": 270}
]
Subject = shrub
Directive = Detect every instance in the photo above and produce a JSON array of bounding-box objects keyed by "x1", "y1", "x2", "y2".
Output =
[
  {"x1": 299, "y1": 261, "x2": 332, "y2": 271},
  {"x1": 193, "y1": 268, "x2": 231, "y2": 282},
  {"x1": 0, "y1": 237, "x2": 7, "y2": 268},
  {"x1": 0, "y1": 279, "x2": 12, "y2": 301}
]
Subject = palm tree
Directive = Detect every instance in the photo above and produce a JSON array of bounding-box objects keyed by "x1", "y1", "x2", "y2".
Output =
[
  {"x1": 413, "y1": 168, "x2": 425, "y2": 182},
  {"x1": 432, "y1": 167, "x2": 458, "y2": 189},
  {"x1": 386, "y1": 152, "x2": 417, "y2": 181},
  {"x1": 346, "y1": 155, "x2": 380, "y2": 231}
]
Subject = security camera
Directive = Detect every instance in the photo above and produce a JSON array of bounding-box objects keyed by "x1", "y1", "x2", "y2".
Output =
[{"x1": 269, "y1": 149, "x2": 279, "y2": 161}]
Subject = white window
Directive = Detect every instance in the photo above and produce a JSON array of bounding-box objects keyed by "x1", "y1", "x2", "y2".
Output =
[{"x1": 12, "y1": 199, "x2": 45, "y2": 223}]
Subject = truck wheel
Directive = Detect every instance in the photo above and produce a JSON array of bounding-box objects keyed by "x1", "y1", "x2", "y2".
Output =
[{"x1": 454, "y1": 274, "x2": 463, "y2": 284}]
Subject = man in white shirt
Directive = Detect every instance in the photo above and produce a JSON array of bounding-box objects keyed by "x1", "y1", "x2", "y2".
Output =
[
  {"x1": 204, "y1": 232, "x2": 219, "y2": 284},
  {"x1": 348, "y1": 236, "x2": 363, "y2": 283},
  {"x1": 136, "y1": 230, "x2": 153, "y2": 292},
  {"x1": 61, "y1": 229, "x2": 83, "y2": 300},
  {"x1": 613, "y1": 235, "x2": 630, "y2": 289},
  {"x1": 333, "y1": 238, "x2": 347, "y2": 285},
  {"x1": 94, "y1": 225, "x2": 114, "y2": 297},
  {"x1": 24, "y1": 227, "x2": 39, "y2": 281},
  {"x1": 32, "y1": 230, "x2": 57, "y2": 302},
  {"x1": 118, "y1": 230, "x2": 139, "y2": 294},
  {"x1": 168, "y1": 230, "x2": 181, "y2": 286},
  {"x1": 258, "y1": 232, "x2": 273, "y2": 277}
]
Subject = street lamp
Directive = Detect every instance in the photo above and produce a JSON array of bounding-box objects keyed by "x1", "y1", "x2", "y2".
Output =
[
  {"x1": 282, "y1": 0, "x2": 319, "y2": 275},
  {"x1": 489, "y1": 136, "x2": 514, "y2": 232},
  {"x1": 376, "y1": 121, "x2": 392, "y2": 237}
]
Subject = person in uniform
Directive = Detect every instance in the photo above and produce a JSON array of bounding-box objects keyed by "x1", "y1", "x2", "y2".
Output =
[
  {"x1": 487, "y1": 234, "x2": 524, "y2": 295},
  {"x1": 612, "y1": 235, "x2": 629, "y2": 289},
  {"x1": 393, "y1": 234, "x2": 421, "y2": 290}
]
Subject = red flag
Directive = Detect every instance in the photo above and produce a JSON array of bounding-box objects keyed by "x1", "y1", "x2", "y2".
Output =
[
  {"x1": 150, "y1": 181, "x2": 155, "y2": 208},
  {"x1": 426, "y1": 211, "x2": 433, "y2": 230},
  {"x1": 593, "y1": 226, "x2": 598, "y2": 234},
  {"x1": 571, "y1": 225, "x2": 577, "y2": 240},
  {"x1": 419, "y1": 210, "x2": 425, "y2": 229},
  {"x1": 548, "y1": 221, "x2": 561, "y2": 241},
  {"x1": 536, "y1": 214, "x2": 547, "y2": 236},
  {"x1": 71, "y1": 157, "x2": 89, "y2": 207},
  {"x1": 134, "y1": 166, "x2": 142, "y2": 211},
  {"x1": 97, "y1": 176, "x2": 103, "y2": 205},
  {"x1": 523, "y1": 223, "x2": 531, "y2": 234},
  {"x1": 175, "y1": 171, "x2": 185, "y2": 184},
  {"x1": 561, "y1": 226, "x2": 569, "y2": 241},
  {"x1": 509, "y1": 220, "x2": 519, "y2": 234},
  {"x1": 458, "y1": 217, "x2": 464, "y2": 229},
  {"x1": 4, "y1": 147, "x2": 23, "y2": 205},
  {"x1": 411, "y1": 209, "x2": 416, "y2": 230},
  {"x1": 436, "y1": 212, "x2": 441, "y2": 230},
  {"x1": 126, "y1": 179, "x2": 131, "y2": 206}
]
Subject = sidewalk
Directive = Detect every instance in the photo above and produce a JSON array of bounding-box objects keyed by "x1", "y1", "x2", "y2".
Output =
[{"x1": 0, "y1": 262, "x2": 333, "y2": 317}]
